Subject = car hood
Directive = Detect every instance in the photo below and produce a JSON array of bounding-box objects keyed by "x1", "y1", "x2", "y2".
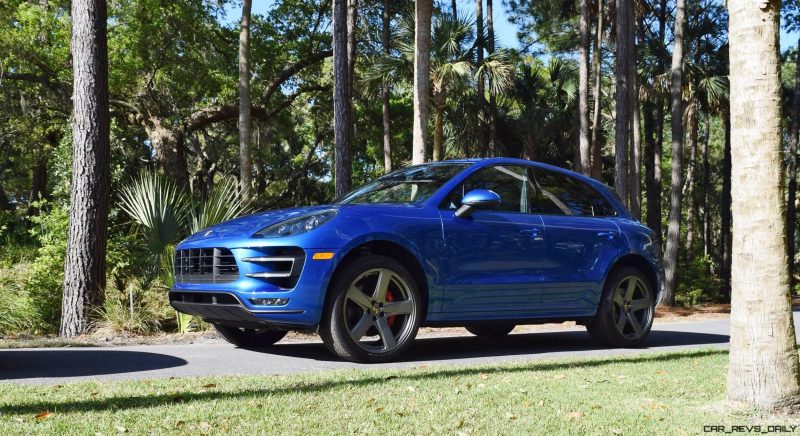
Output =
[{"x1": 180, "y1": 205, "x2": 335, "y2": 244}]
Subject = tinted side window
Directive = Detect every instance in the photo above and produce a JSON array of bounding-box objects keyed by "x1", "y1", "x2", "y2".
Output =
[
  {"x1": 530, "y1": 170, "x2": 617, "y2": 217},
  {"x1": 442, "y1": 165, "x2": 534, "y2": 213}
]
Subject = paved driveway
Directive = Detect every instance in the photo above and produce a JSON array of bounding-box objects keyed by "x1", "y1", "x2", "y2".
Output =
[{"x1": 1, "y1": 315, "x2": 767, "y2": 385}]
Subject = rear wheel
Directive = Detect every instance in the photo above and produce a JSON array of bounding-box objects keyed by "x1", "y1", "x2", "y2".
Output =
[
  {"x1": 213, "y1": 324, "x2": 288, "y2": 347},
  {"x1": 586, "y1": 266, "x2": 655, "y2": 347},
  {"x1": 466, "y1": 324, "x2": 515, "y2": 338},
  {"x1": 320, "y1": 255, "x2": 421, "y2": 363}
]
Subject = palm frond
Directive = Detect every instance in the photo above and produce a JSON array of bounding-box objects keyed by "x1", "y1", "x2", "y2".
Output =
[{"x1": 190, "y1": 176, "x2": 252, "y2": 235}]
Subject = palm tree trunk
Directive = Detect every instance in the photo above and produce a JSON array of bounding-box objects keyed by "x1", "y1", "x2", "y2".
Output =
[
  {"x1": 590, "y1": 0, "x2": 604, "y2": 179},
  {"x1": 644, "y1": 99, "x2": 658, "y2": 233},
  {"x1": 382, "y1": 0, "x2": 392, "y2": 173},
  {"x1": 475, "y1": 0, "x2": 487, "y2": 156},
  {"x1": 333, "y1": 0, "x2": 353, "y2": 196},
  {"x1": 61, "y1": 0, "x2": 110, "y2": 337},
  {"x1": 578, "y1": 0, "x2": 591, "y2": 174},
  {"x1": 433, "y1": 105, "x2": 444, "y2": 161},
  {"x1": 238, "y1": 0, "x2": 252, "y2": 201},
  {"x1": 613, "y1": 0, "x2": 633, "y2": 205},
  {"x1": 727, "y1": 0, "x2": 800, "y2": 410},
  {"x1": 787, "y1": 36, "x2": 800, "y2": 290},
  {"x1": 412, "y1": 0, "x2": 432, "y2": 165},
  {"x1": 661, "y1": 0, "x2": 685, "y2": 307},
  {"x1": 451, "y1": 0, "x2": 457, "y2": 16}
]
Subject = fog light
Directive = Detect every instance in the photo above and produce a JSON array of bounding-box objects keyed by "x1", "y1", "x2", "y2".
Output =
[{"x1": 249, "y1": 298, "x2": 289, "y2": 306}]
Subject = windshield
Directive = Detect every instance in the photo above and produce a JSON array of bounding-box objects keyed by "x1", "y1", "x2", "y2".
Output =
[{"x1": 337, "y1": 163, "x2": 472, "y2": 205}]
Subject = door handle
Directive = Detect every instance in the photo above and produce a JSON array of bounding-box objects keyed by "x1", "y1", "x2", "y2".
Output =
[
  {"x1": 521, "y1": 228, "x2": 544, "y2": 241},
  {"x1": 597, "y1": 231, "x2": 616, "y2": 240}
]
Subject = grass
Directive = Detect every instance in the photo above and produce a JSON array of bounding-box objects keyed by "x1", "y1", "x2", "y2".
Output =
[{"x1": 0, "y1": 349, "x2": 794, "y2": 435}]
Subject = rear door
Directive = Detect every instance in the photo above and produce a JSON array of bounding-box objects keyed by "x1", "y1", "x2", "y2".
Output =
[{"x1": 529, "y1": 169, "x2": 625, "y2": 312}]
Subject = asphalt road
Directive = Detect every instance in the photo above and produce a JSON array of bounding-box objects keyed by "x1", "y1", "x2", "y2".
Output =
[{"x1": 3, "y1": 315, "x2": 796, "y2": 385}]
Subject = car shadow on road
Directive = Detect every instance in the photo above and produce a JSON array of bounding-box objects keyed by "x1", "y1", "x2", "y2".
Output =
[
  {"x1": 0, "y1": 349, "x2": 187, "y2": 381},
  {"x1": 249, "y1": 329, "x2": 730, "y2": 363}
]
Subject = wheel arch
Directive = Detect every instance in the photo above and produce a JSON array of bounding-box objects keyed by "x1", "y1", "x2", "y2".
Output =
[
  {"x1": 326, "y1": 239, "x2": 431, "y2": 317},
  {"x1": 606, "y1": 253, "x2": 662, "y2": 303}
]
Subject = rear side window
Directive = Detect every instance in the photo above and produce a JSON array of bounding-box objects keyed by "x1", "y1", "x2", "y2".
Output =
[{"x1": 529, "y1": 169, "x2": 617, "y2": 217}]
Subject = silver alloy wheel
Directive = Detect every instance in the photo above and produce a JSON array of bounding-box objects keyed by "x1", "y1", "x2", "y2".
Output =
[
  {"x1": 611, "y1": 275, "x2": 653, "y2": 340},
  {"x1": 342, "y1": 268, "x2": 417, "y2": 354}
]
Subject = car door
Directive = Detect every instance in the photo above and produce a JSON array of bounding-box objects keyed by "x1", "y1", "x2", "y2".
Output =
[
  {"x1": 439, "y1": 165, "x2": 546, "y2": 313},
  {"x1": 529, "y1": 169, "x2": 625, "y2": 311}
]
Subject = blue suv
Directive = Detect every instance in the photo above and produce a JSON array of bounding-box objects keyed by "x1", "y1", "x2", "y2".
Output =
[{"x1": 170, "y1": 158, "x2": 663, "y2": 362}]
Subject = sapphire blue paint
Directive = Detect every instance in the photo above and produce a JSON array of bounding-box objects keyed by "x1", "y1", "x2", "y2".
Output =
[{"x1": 171, "y1": 158, "x2": 664, "y2": 329}]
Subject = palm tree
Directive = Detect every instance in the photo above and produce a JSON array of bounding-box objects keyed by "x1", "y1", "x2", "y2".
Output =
[
  {"x1": 368, "y1": 12, "x2": 511, "y2": 161},
  {"x1": 727, "y1": 0, "x2": 800, "y2": 410}
]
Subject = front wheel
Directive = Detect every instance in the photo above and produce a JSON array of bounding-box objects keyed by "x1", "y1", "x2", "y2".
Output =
[
  {"x1": 319, "y1": 255, "x2": 422, "y2": 363},
  {"x1": 586, "y1": 266, "x2": 655, "y2": 347},
  {"x1": 213, "y1": 324, "x2": 288, "y2": 348}
]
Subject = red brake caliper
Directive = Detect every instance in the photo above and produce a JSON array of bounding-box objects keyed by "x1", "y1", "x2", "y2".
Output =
[{"x1": 385, "y1": 290, "x2": 397, "y2": 327}]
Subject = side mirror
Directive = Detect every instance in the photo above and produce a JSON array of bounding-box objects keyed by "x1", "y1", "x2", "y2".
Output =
[{"x1": 455, "y1": 189, "x2": 501, "y2": 218}]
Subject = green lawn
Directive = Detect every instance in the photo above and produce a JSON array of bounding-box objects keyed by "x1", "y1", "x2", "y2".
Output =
[{"x1": 0, "y1": 349, "x2": 790, "y2": 435}]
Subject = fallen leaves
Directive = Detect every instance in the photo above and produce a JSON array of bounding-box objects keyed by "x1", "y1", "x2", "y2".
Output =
[
  {"x1": 34, "y1": 411, "x2": 53, "y2": 420},
  {"x1": 202, "y1": 383, "x2": 216, "y2": 389}
]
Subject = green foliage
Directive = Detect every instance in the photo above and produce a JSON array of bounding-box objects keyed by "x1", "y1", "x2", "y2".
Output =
[
  {"x1": 0, "y1": 248, "x2": 45, "y2": 335},
  {"x1": 93, "y1": 278, "x2": 162, "y2": 335},
  {"x1": 676, "y1": 256, "x2": 721, "y2": 307},
  {"x1": 190, "y1": 176, "x2": 252, "y2": 234}
]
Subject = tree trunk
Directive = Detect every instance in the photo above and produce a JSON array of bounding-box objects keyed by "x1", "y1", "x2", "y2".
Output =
[
  {"x1": 382, "y1": 0, "x2": 392, "y2": 173},
  {"x1": 238, "y1": 0, "x2": 252, "y2": 201},
  {"x1": 701, "y1": 113, "x2": 711, "y2": 264},
  {"x1": 487, "y1": 0, "x2": 498, "y2": 156},
  {"x1": 788, "y1": 36, "x2": 800, "y2": 291},
  {"x1": 590, "y1": 0, "x2": 604, "y2": 179},
  {"x1": 727, "y1": 0, "x2": 800, "y2": 411},
  {"x1": 684, "y1": 105, "x2": 698, "y2": 261},
  {"x1": 27, "y1": 143, "x2": 50, "y2": 216},
  {"x1": 720, "y1": 106, "x2": 732, "y2": 302},
  {"x1": 146, "y1": 119, "x2": 189, "y2": 189},
  {"x1": 661, "y1": 0, "x2": 685, "y2": 307},
  {"x1": 433, "y1": 105, "x2": 444, "y2": 161},
  {"x1": 451, "y1": 0, "x2": 457, "y2": 16},
  {"x1": 578, "y1": 0, "x2": 591, "y2": 174},
  {"x1": 61, "y1": 0, "x2": 110, "y2": 337},
  {"x1": 412, "y1": 0, "x2": 432, "y2": 165},
  {"x1": 333, "y1": 0, "x2": 353, "y2": 196},
  {"x1": 613, "y1": 0, "x2": 633, "y2": 206},
  {"x1": 630, "y1": 71, "x2": 642, "y2": 219},
  {"x1": 475, "y1": 0, "x2": 487, "y2": 156},
  {"x1": 644, "y1": 100, "x2": 659, "y2": 243}
]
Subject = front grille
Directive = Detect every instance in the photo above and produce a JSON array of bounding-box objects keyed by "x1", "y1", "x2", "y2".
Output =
[{"x1": 174, "y1": 248, "x2": 239, "y2": 284}]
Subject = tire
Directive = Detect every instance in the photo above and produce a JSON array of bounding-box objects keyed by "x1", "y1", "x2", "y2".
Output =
[
  {"x1": 586, "y1": 266, "x2": 655, "y2": 347},
  {"x1": 319, "y1": 255, "x2": 422, "y2": 363},
  {"x1": 466, "y1": 324, "x2": 515, "y2": 338},
  {"x1": 213, "y1": 324, "x2": 288, "y2": 348}
]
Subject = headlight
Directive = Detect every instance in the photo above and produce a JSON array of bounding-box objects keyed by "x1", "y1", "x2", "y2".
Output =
[{"x1": 254, "y1": 210, "x2": 337, "y2": 238}]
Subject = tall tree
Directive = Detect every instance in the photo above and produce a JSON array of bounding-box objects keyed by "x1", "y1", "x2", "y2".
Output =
[
  {"x1": 413, "y1": 0, "x2": 433, "y2": 164},
  {"x1": 661, "y1": 0, "x2": 686, "y2": 307},
  {"x1": 475, "y1": 0, "x2": 487, "y2": 156},
  {"x1": 487, "y1": 0, "x2": 498, "y2": 155},
  {"x1": 727, "y1": 0, "x2": 800, "y2": 410},
  {"x1": 61, "y1": 0, "x2": 111, "y2": 337},
  {"x1": 590, "y1": 0, "x2": 604, "y2": 179},
  {"x1": 578, "y1": 0, "x2": 591, "y2": 174},
  {"x1": 238, "y1": 0, "x2": 252, "y2": 201},
  {"x1": 614, "y1": 0, "x2": 634, "y2": 205},
  {"x1": 719, "y1": 105, "x2": 732, "y2": 301},
  {"x1": 333, "y1": 0, "x2": 353, "y2": 196},
  {"x1": 382, "y1": 0, "x2": 392, "y2": 173}
]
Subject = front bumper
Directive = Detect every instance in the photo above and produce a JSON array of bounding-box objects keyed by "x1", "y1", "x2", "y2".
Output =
[{"x1": 170, "y1": 246, "x2": 340, "y2": 328}]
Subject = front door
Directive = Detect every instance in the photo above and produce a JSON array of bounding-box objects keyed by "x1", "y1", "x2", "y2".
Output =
[{"x1": 439, "y1": 165, "x2": 546, "y2": 313}]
